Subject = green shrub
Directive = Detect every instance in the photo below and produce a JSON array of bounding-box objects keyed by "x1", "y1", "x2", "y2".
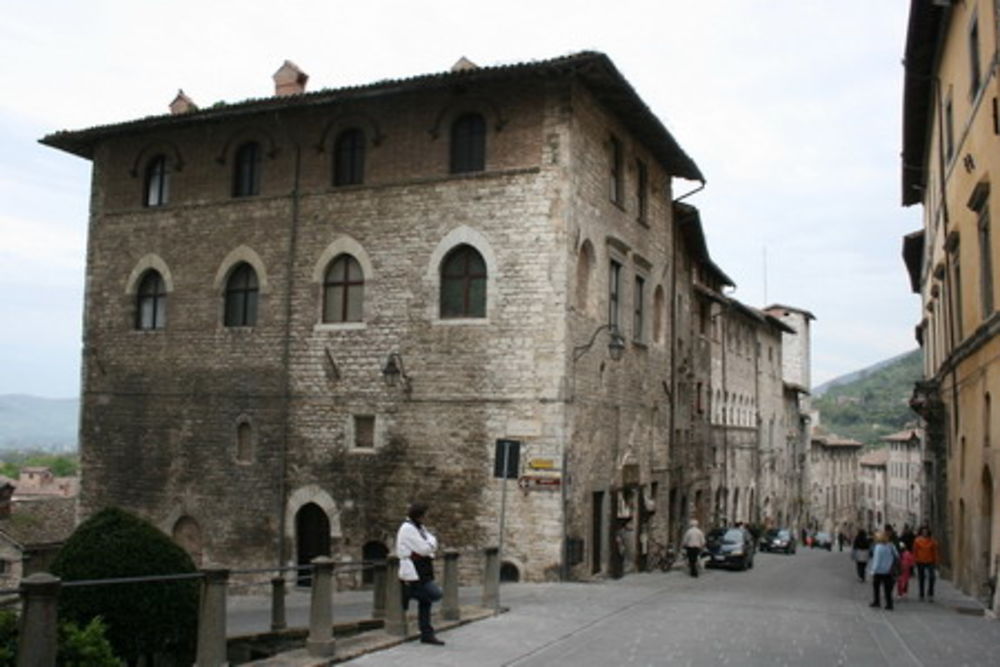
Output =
[
  {"x1": 50, "y1": 507, "x2": 198, "y2": 664},
  {"x1": 0, "y1": 609, "x2": 121, "y2": 665}
]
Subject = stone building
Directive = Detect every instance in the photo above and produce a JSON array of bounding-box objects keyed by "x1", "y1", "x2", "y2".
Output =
[
  {"x1": 807, "y1": 429, "x2": 863, "y2": 535},
  {"x1": 883, "y1": 428, "x2": 926, "y2": 530},
  {"x1": 858, "y1": 448, "x2": 888, "y2": 531},
  {"x1": 43, "y1": 52, "x2": 712, "y2": 582},
  {"x1": 900, "y1": 0, "x2": 1000, "y2": 611}
]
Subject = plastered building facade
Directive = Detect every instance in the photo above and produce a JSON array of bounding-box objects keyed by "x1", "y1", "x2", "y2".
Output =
[{"x1": 901, "y1": 0, "x2": 1000, "y2": 611}]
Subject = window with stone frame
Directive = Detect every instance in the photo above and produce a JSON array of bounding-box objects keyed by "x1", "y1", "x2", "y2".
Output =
[
  {"x1": 976, "y1": 203, "x2": 994, "y2": 317},
  {"x1": 236, "y1": 421, "x2": 253, "y2": 463},
  {"x1": 354, "y1": 415, "x2": 375, "y2": 449},
  {"x1": 224, "y1": 262, "x2": 259, "y2": 327},
  {"x1": 232, "y1": 141, "x2": 261, "y2": 197},
  {"x1": 450, "y1": 113, "x2": 486, "y2": 173},
  {"x1": 323, "y1": 254, "x2": 364, "y2": 323},
  {"x1": 440, "y1": 244, "x2": 487, "y2": 318},
  {"x1": 635, "y1": 159, "x2": 648, "y2": 223},
  {"x1": 609, "y1": 135, "x2": 624, "y2": 206},
  {"x1": 609, "y1": 259, "x2": 623, "y2": 331},
  {"x1": 333, "y1": 128, "x2": 365, "y2": 186},
  {"x1": 143, "y1": 154, "x2": 170, "y2": 207},
  {"x1": 968, "y1": 13, "x2": 982, "y2": 99},
  {"x1": 135, "y1": 269, "x2": 167, "y2": 330},
  {"x1": 633, "y1": 275, "x2": 645, "y2": 342}
]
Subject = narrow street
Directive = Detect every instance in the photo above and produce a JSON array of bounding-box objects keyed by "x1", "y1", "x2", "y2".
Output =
[{"x1": 344, "y1": 548, "x2": 1000, "y2": 666}]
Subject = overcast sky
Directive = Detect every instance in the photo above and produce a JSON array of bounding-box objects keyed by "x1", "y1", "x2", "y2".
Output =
[{"x1": 0, "y1": 0, "x2": 919, "y2": 398}]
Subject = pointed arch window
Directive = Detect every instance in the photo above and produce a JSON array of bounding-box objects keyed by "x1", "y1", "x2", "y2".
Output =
[
  {"x1": 225, "y1": 262, "x2": 259, "y2": 327},
  {"x1": 450, "y1": 113, "x2": 486, "y2": 174},
  {"x1": 323, "y1": 254, "x2": 364, "y2": 323},
  {"x1": 136, "y1": 270, "x2": 166, "y2": 330},
  {"x1": 232, "y1": 141, "x2": 261, "y2": 197},
  {"x1": 333, "y1": 129, "x2": 365, "y2": 186},
  {"x1": 440, "y1": 244, "x2": 486, "y2": 318},
  {"x1": 144, "y1": 155, "x2": 170, "y2": 207}
]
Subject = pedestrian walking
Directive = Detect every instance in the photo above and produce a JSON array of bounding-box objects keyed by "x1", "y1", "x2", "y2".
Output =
[
  {"x1": 851, "y1": 529, "x2": 871, "y2": 582},
  {"x1": 913, "y1": 525, "x2": 939, "y2": 602},
  {"x1": 896, "y1": 544, "x2": 915, "y2": 598},
  {"x1": 900, "y1": 524, "x2": 916, "y2": 551},
  {"x1": 837, "y1": 531, "x2": 847, "y2": 551},
  {"x1": 868, "y1": 531, "x2": 899, "y2": 610},
  {"x1": 681, "y1": 519, "x2": 706, "y2": 577},
  {"x1": 396, "y1": 502, "x2": 445, "y2": 645}
]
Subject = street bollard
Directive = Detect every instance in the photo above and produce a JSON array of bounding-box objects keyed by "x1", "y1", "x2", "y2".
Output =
[
  {"x1": 442, "y1": 549, "x2": 460, "y2": 620},
  {"x1": 17, "y1": 572, "x2": 60, "y2": 667},
  {"x1": 371, "y1": 561, "x2": 387, "y2": 619},
  {"x1": 195, "y1": 569, "x2": 229, "y2": 667},
  {"x1": 307, "y1": 557, "x2": 336, "y2": 658},
  {"x1": 383, "y1": 556, "x2": 408, "y2": 636},
  {"x1": 482, "y1": 546, "x2": 499, "y2": 611},
  {"x1": 270, "y1": 576, "x2": 287, "y2": 631}
]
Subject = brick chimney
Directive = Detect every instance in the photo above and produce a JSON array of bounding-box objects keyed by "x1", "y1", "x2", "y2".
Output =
[
  {"x1": 451, "y1": 56, "x2": 478, "y2": 72},
  {"x1": 169, "y1": 89, "x2": 198, "y2": 115},
  {"x1": 273, "y1": 60, "x2": 308, "y2": 96}
]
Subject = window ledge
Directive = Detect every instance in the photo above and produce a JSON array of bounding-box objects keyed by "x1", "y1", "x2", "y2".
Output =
[
  {"x1": 434, "y1": 317, "x2": 490, "y2": 326},
  {"x1": 314, "y1": 322, "x2": 366, "y2": 332},
  {"x1": 349, "y1": 447, "x2": 377, "y2": 455}
]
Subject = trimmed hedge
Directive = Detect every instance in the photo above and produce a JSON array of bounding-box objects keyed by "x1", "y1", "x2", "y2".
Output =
[{"x1": 50, "y1": 507, "x2": 198, "y2": 664}]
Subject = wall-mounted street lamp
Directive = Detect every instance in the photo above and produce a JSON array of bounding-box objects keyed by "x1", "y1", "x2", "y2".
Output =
[
  {"x1": 381, "y1": 352, "x2": 411, "y2": 392},
  {"x1": 572, "y1": 323, "x2": 626, "y2": 363}
]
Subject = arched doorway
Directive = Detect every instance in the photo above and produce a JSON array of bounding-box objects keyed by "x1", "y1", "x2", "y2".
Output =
[
  {"x1": 296, "y1": 503, "x2": 331, "y2": 586},
  {"x1": 500, "y1": 561, "x2": 520, "y2": 582},
  {"x1": 172, "y1": 516, "x2": 203, "y2": 566},
  {"x1": 361, "y1": 541, "x2": 388, "y2": 586}
]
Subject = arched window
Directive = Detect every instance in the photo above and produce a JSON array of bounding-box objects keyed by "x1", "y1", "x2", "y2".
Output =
[
  {"x1": 333, "y1": 129, "x2": 365, "y2": 186},
  {"x1": 136, "y1": 270, "x2": 167, "y2": 330},
  {"x1": 225, "y1": 262, "x2": 259, "y2": 327},
  {"x1": 144, "y1": 155, "x2": 170, "y2": 207},
  {"x1": 323, "y1": 254, "x2": 364, "y2": 323},
  {"x1": 440, "y1": 244, "x2": 486, "y2": 318},
  {"x1": 232, "y1": 141, "x2": 261, "y2": 197},
  {"x1": 450, "y1": 113, "x2": 486, "y2": 173}
]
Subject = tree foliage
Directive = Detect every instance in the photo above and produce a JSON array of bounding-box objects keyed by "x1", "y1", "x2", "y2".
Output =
[
  {"x1": 0, "y1": 451, "x2": 79, "y2": 478},
  {"x1": 0, "y1": 609, "x2": 121, "y2": 665},
  {"x1": 50, "y1": 507, "x2": 198, "y2": 664}
]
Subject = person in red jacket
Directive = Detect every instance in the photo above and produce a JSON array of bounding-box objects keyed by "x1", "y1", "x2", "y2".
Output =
[{"x1": 913, "y1": 525, "x2": 939, "y2": 601}]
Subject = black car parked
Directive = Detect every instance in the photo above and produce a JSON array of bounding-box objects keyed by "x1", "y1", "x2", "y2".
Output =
[
  {"x1": 759, "y1": 528, "x2": 797, "y2": 554},
  {"x1": 704, "y1": 527, "x2": 755, "y2": 570}
]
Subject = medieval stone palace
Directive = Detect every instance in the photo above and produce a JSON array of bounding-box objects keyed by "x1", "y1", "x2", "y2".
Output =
[{"x1": 44, "y1": 53, "x2": 814, "y2": 582}]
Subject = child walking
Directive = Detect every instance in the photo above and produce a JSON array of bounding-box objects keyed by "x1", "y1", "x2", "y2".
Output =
[{"x1": 897, "y1": 544, "x2": 915, "y2": 598}]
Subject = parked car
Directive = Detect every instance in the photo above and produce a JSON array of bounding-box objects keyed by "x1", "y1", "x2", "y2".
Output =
[
  {"x1": 704, "y1": 527, "x2": 755, "y2": 570},
  {"x1": 812, "y1": 531, "x2": 833, "y2": 550},
  {"x1": 760, "y1": 528, "x2": 797, "y2": 554}
]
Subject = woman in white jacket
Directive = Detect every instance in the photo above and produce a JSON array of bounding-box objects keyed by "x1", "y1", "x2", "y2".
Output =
[{"x1": 396, "y1": 502, "x2": 445, "y2": 644}]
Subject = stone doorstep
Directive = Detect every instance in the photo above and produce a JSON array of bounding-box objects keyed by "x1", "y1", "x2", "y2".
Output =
[{"x1": 243, "y1": 605, "x2": 499, "y2": 666}]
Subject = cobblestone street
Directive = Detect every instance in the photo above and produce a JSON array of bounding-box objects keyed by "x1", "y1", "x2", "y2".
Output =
[{"x1": 343, "y1": 548, "x2": 999, "y2": 666}]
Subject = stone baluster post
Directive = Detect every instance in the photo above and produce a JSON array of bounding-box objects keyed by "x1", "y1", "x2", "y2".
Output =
[
  {"x1": 441, "y1": 549, "x2": 460, "y2": 620},
  {"x1": 371, "y1": 561, "x2": 387, "y2": 619},
  {"x1": 17, "y1": 572, "x2": 60, "y2": 667},
  {"x1": 195, "y1": 569, "x2": 229, "y2": 667},
  {"x1": 270, "y1": 575, "x2": 287, "y2": 631},
  {"x1": 307, "y1": 557, "x2": 336, "y2": 658},
  {"x1": 383, "y1": 555, "x2": 408, "y2": 636},
  {"x1": 482, "y1": 546, "x2": 500, "y2": 611}
]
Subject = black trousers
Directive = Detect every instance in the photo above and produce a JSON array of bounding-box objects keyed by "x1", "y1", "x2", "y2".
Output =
[
  {"x1": 685, "y1": 547, "x2": 701, "y2": 577},
  {"x1": 916, "y1": 563, "x2": 936, "y2": 598},
  {"x1": 855, "y1": 561, "x2": 867, "y2": 581},
  {"x1": 406, "y1": 580, "x2": 443, "y2": 638},
  {"x1": 872, "y1": 573, "x2": 894, "y2": 609}
]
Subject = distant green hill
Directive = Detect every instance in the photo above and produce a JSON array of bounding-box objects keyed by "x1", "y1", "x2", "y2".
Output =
[{"x1": 812, "y1": 350, "x2": 922, "y2": 446}]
